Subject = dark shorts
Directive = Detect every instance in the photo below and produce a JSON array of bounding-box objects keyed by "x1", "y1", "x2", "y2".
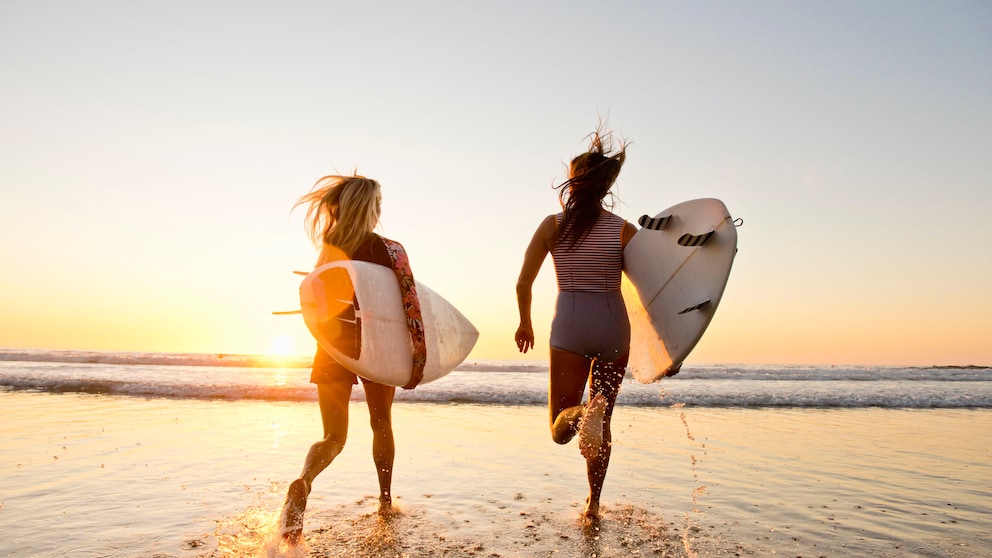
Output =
[
  {"x1": 310, "y1": 348, "x2": 380, "y2": 386},
  {"x1": 550, "y1": 291, "x2": 630, "y2": 360}
]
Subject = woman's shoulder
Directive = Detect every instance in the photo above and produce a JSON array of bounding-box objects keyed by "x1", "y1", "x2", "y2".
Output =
[
  {"x1": 604, "y1": 211, "x2": 633, "y2": 231},
  {"x1": 350, "y1": 233, "x2": 396, "y2": 267},
  {"x1": 601, "y1": 210, "x2": 626, "y2": 224},
  {"x1": 539, "y1": 214, "x2": 559, "y2": 235},
  {"x1": 372, "y1": 233, "x2": 405, "y2": 252},
  {"x1": 540, "y1": 213, "x2": 565, "y2": 227}
]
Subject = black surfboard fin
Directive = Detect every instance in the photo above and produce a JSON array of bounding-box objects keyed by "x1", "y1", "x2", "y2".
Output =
[
  {"x1": 677, "y1": 230, "x2": 714, "y2": 247},
  {"x1": 677, "y1": 299, "x2": 711, "y2": 315},
  {"x1": 638, "y1": 214, "x2": 672, "y2": 231}
]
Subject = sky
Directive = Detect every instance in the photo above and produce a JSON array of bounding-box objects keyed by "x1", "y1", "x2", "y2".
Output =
[{"x1": 1, "y1": 1, "x2": 989, "y2": 366}]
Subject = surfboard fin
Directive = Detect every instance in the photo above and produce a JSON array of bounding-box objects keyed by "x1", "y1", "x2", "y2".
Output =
[
  {"x1": 638, "y1": 214, "x2": 672, "y2": 231},
  {"x1": 677, "y1": 299, "x2": 711, "y2": 315},
  {"x1": 677, "y1": 230, "x2": 714, "y2": 247}
]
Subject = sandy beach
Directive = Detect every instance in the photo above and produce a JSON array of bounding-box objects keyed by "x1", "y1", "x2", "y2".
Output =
[{"x1": 2, "y1": 388, "x2": 990, "y2": 557}]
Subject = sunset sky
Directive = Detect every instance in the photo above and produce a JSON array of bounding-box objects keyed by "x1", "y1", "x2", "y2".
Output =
[{"x1": 1, "y1": 1, "x2": 989, "y2": 366}]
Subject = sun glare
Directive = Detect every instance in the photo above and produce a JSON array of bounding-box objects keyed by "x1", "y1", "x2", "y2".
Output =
[{"x1": 268, "y1": 335, "x2": 294, "y2": 356}]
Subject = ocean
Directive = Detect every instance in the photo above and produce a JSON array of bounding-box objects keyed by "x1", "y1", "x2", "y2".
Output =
[
  {"x1": 2, "y1": 348, "x2": 989, "y2": 408},
  {"x1": 2, "y1": 349, "x2": 990, "y2": 558}
]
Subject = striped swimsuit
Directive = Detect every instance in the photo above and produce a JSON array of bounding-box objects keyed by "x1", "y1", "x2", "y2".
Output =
[{"x1": 549, "y1": 211, "x2": 630, "y2": 359}]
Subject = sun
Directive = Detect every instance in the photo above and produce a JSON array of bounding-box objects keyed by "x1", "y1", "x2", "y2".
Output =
[{"x1": 268, "y1": 334, "x2": 295, "y2": 356}]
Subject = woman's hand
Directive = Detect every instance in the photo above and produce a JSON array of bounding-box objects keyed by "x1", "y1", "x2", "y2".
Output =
[{"x1": 515, "y1": 323, "x2": 535, "y2": 354}]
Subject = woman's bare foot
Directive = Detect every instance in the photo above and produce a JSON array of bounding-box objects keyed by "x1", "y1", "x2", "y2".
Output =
[
  {"x1": 377, "y1": 494, "x2": 397, "y2": 517},
  {"x1": 583, "y1": 496, "x2": 601, "y2": 520},
  {"x1": 281, "y1": 478, "x2": 309, "y2": 545},
  {"x1": 578, "y1": 393, "x2": 607, "y2": 459}
]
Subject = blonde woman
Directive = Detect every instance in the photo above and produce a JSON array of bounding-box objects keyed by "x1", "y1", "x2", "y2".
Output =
[{"x1": 281, "y1": 174, "x2": 426, "y2": 544}]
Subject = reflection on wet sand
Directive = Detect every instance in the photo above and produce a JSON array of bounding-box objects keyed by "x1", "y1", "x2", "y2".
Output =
[{"x1": 216, "y1": 496, "x2": 742, "y2": 558}]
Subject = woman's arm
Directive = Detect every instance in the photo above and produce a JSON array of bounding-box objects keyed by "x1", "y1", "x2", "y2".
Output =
[
  {"x1": 621, "y1": 221, "x2": 638, "y2": 250},
  {"x1": 514, "y1": 215, "x2": 555, "y2": 353},
  {"x1": 381, "y1": 238, "x2": 427, "y2": 389}
]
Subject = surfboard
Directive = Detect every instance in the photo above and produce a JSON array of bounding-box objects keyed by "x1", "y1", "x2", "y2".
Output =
[
  {"x1": 623, "y1": 198, "x2": 738, "y2": 383},
  {"x1": 299, "y1": 260, "x2": 479, "y2": 387}
]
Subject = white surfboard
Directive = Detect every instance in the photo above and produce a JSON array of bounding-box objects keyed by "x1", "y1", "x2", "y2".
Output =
[
  {"x1": 623, "y1": 198, "x2": 737, "y2": 383},
  {"x1": 299, "y1": 261, "x2": 479, "y2": 387}
]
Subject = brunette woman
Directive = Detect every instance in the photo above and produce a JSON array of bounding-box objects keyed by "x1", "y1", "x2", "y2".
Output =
[{"x1": 515, "y1": 127, "x2": 637, "y2": 520}]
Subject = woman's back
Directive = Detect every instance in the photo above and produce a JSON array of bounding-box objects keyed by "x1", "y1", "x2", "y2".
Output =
[{"x1": 551, "y1": 211, "x2": 626, "y2": 293}]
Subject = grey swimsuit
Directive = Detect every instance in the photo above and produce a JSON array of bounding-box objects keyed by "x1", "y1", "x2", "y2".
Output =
[{"x1": 548, "y1": 212, "x2": 630, "y2": 360}]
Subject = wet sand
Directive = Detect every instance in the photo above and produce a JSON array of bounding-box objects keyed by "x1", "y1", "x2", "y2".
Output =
[{"x1": 1, "y1": 391, "x2": 990, "y2": 557}]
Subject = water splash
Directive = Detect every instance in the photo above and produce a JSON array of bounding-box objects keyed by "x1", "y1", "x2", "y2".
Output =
[
  {"x1": 214, "y1": 506, "x2": 307, "y2": 558},
  {"x1": 676, "y1": 404, "x2": 708, "y2": 558}
]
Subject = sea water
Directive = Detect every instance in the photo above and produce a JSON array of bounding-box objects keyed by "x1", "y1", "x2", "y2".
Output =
[{"x1": 2, "y1": 348, "x2": 989, "y2": 408}]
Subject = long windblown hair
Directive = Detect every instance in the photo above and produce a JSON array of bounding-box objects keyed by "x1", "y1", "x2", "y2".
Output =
[
  {"x1": 553, "y1": 125, "x2": 629, "y2": 248},
  {"x1": 294, "y1": 174, "x2": 382, "y2": 256}
]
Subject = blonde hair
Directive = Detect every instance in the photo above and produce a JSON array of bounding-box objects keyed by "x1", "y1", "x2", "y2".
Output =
[{"x1": 294, "y1": 174, "x2": 382, "y2": 256}]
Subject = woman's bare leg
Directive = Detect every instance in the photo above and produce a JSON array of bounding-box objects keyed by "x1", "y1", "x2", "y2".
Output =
[
  {"x1": 548, "y1": 348, "x2": 593, "y2": 444},
  {"x1": 362, "y1": 380, "x2": 397, "y2": 515},
  {"x1": 582, "y1": 354, "x2": 627, "y2": 519},
  {"x1": 281, "y1": 381, "x2": 353, "y2": 544}
]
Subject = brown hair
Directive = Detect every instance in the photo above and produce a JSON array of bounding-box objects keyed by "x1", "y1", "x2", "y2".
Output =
[{"x1": 553, "y1": 124, "x2": 628, "y2": 248}]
